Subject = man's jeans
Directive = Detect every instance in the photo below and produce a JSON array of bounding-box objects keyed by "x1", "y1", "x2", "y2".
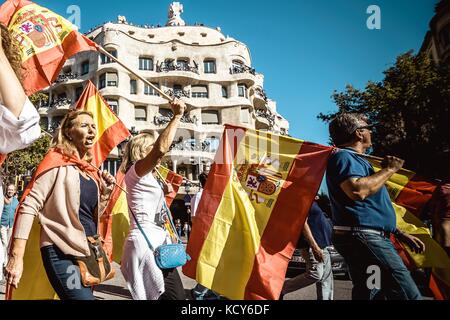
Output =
[
  {"x1": 282, "y1": 247, "x2": 334, "y2": 300},
  {"x1": 333, "y1": 231, "x2": 422, "y2": 300}
]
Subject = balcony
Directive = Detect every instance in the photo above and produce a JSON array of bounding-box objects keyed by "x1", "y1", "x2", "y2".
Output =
[
  {"x1": 165, "y1": 89, "x2": 191, "y2": 99},
  {"x1": 170, "y1": 138, "x2": 218, "y2": 154},
  {"x1": 255, "y1": 109, "x2": 275, "y2": 129},
  {"x1": 55, "y1": 73, "x2": 79, "y2": 83},
  {"x1": 50, "y1": 97, "x2": 72, "y2": 109},
  {"x1": 254, "y1": 86, "x2": 268, "y2": 102},
  {"x1": 229, "y1": 64, "x2": 256, "y2": 76},
  {"x1": 157, "y1": 62, "x2": 199, "y2": 74},
  {"x1": 154, "y1": 113, "x2": 199, "y2": 126}
]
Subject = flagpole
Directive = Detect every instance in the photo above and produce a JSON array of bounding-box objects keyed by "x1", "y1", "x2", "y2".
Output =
[{"x1": 97, "y1": 46, "x2": 174, "y2": 103}]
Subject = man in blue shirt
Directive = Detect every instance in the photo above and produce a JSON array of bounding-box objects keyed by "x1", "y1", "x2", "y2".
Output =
[
  {"x1": 281, "y1": 198, "x2": 334, "y2": 300},
  {"x1": 326, "y1": 113, "x2": 425, "y2": 300},
  {"x1": 1, "y1": 184, "x2": 19, "y2": 267}
]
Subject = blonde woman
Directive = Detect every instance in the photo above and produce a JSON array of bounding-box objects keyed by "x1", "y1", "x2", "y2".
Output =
[
  {"x1": 5, "y1": 110, "x2": 116, "y2": 300},
  {"x1": 120, "y1": 99, "x2": 186, "y2": 300}
]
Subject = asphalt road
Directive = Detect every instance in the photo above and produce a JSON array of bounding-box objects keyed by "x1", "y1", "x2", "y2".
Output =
[{"x1": 1, "y1": 262, "x2": 353, "y2": 300}]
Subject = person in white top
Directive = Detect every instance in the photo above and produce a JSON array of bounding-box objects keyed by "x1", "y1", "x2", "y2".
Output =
[
  {"x1": 120, "y1": 98, "x2": 186, "y2": 300},
  {"x1": 0, "y1": 24, "x2": 42, "y2": 281},
  {"x1": 0, "y1": 24, "x2": 41, "y2": 154}
]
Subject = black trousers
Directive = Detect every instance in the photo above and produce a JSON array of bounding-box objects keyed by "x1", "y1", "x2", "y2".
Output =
[{"x1": 158, "y1": 268, "x2": 186, "y2": 300}]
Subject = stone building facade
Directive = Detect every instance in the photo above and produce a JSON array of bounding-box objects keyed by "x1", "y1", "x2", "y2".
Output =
[{"x1": 38, "y1": 3, "x2": 290, "y2": 213}]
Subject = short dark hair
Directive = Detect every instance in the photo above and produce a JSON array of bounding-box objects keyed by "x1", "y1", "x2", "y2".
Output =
[
  {"x1": 329, "y1": 113, "x2": 368, "y2": 147},
  {"x1": 198, "y1": 172, "x2": 208, "y2": 188}
]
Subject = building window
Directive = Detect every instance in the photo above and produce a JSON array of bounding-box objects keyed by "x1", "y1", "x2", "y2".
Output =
[
  {"x1": 144, "y1": 82, "x2": 160, "y2": 96},
  {"x1": 99, "y1": 73, "x2": 118, "y2": 89},
  {"x1": 139, "y1": 57, "x2": 154, "y2": 71},
  {"x1": 101, "y1": 159, "x2": 120, "y2": 177},
  {"x1": 192, "y1": 85, "x2": 208, "y2": 98},
  {"x1": 159, "y1": 108, "x2": 173, "y2": 118},
  {"x1": 204, "y1": 136, "x2": 220, "y2": 153},
  {"x1": 240, "y1": 108, "x2": 250, "y2": 124},
  {"x1": 81, "y1": 60, "x2": 89, "y2": 75},
  {"x1": 130, "y1": 79, "x2": 137, "y2": 94},
  {"x1": 202, "y1": 110, "x2": 220, "y2": 125},
  {"x1": 75, "y1": 86, "x2": 83, "y2": 101},
  {"x1": 101, "y1": 50, "x2": 117, "y2": 64},
  {"x1": 204, "y1": 60, "x2": 216, "y2": 74},
  {"x1": 222, "y1": 86, "x2": 228, "y2": 98},
  {"x1": 135, "y1": 106, "x2": 147, "y2": 121},
  {"x1": 238, "y1": 84, "x2": 248, "y2": 98},
  {"x1": 107, "y1": 100, "x2": 119, "y2": 115}
]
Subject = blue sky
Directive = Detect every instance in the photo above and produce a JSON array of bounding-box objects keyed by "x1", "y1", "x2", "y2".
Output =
[{"x1": 33, "y1": 0, "x2": 436, "y2": 146}]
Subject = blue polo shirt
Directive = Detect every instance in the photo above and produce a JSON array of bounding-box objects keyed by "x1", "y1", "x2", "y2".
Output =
[{"x1": 326, "y1": 149, "x2": 396, "y2": 233}]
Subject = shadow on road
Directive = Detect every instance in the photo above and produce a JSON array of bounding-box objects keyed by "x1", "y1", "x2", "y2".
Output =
[{"x1": 95, "y1": 284, "x2": 133, "y2": 299}]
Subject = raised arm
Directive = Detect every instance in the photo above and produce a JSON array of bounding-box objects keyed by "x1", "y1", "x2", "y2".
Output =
[
  {"x1": 340, "y1": 156, "x2": 404, "y2": 201},
  {"x1": 135, "y1": 99, "x2": 186, "y2": 177},
  {"x1": 0, "y1": 28, "x2": 27, "y2": 118}
]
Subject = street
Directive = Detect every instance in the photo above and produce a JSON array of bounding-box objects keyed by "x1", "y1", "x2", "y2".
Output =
[{"x1": 1, "y1": 262, "x2": 353, "y2": 300}]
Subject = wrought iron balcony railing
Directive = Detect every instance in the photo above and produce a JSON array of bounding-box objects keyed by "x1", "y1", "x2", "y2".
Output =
[
  {"x1": 157, "y1": 62, "x2": 199, "y2": 74},
  {"x1": 50, "y1": 98, "x2": 72, "y2": 109},
  {"x1": 165, "y1": 89, "x2": 191, "y2": 99},
  {"x1": 229, "y1": 64, "x2": 256, "y2": 76},
  {"x1": 255, "y1": 86, "x2": 268, "y2": 102},
  {"x1": 56, "y1": 73, "x2": 79, "y2": 83}
]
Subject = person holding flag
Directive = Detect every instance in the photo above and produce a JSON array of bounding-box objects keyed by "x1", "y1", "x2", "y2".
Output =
[
  {"x1": 4, "y1": 110, "x2": 116, "y2": 300},
  {"x1": 0, "y1": 24, "x2": 40, "y2": 154},
  {"x1": 326, "y1": 113, "x2": 426, "y2": 300},
  {"x1": 119, "y1": 98, "x2": 187, "y2": 300}
]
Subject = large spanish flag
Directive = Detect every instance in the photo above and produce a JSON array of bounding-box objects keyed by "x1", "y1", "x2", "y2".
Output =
[
  {"x1": 75, "y1": 81, "x2": 130, "y2": 167},
  {"x1": 0, "y1": 0, "x2": 98, "y2": 95},
  {"x1": 370, "y1": 160, "x2": 450, "y2": 300},
  {"x1": 182, "y1": 125, "x2": 333, "y2": 300},
  {"x1": 101, "y1": 166, "x2": 184, "y2": 264}
]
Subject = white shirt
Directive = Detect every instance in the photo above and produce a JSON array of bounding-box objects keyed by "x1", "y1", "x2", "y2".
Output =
[
  {"x1": 124, "y1": 164, "x2": 170, "y2": 248},
  {"x1": 190, "y1": 189, "x2": 203, "y2": 217},
  {"x1": 0, "y1": 98, "x2": 41, "y2": 154}
]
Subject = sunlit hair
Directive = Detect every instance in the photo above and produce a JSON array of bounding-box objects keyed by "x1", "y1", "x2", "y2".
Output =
[
  {"x1": 53, "y1": 110, "x2": 95, "y2": 162},
  {"x1": 329, "y1": 113, "x2": 368, "y2": 147},
  {"x1": 121, "y1": 130, "x2": 159, "y2": 173},
  {"x1": 1, "y1": 23, "x2": 22, "y2": 82}
]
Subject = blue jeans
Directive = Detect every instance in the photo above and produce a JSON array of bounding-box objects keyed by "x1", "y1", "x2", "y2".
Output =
[
  {"x1": 282, "y1": 247, "x2": 334, "y2": 300},
  {"x1": 41, "y1": 245, "x2": 95, "y2": 300},
  {"x1": 333, "y1": 231, "x2": 422, "y2": 300}
]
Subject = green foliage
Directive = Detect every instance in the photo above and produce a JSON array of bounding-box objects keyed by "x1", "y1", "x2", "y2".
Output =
[
  {"x1": 1, "y1": 93, "x2": 52, "y2": 180},
  {"x1": 318, "y1": 51, "x2": 450, "y2": 178},
  {"x1": 2, "y1": 134, "x2": 51, "y2": 178}
]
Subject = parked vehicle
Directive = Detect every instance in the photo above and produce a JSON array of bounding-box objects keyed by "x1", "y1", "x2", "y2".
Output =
[{"x1": 287, "y1": 246, "x2": 350, "y2": 279}]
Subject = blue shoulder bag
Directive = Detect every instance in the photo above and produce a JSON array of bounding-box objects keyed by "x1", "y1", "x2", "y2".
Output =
[{"x1": 128, "y1": 200, "x2": 191, "y2": 270}]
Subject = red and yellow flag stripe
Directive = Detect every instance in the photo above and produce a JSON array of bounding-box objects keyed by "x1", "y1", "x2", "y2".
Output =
[
  {"x1": 370, "y1": 160, "x2": 450, "y2": 299},
  {"x1": 183, "y1": 125, "x2": 333, "y2": 300},
  {"x1": 0, "y1": 0, "x2": 98, "y2": 95}
]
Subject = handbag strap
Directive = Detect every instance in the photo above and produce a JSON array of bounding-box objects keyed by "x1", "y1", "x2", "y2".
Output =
[{"x1": 127, "y1": 204, "x2": 155, "y2": 252}]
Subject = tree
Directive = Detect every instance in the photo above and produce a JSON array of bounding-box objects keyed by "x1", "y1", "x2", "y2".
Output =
[
  {"x1": 1, "y1": 93, "x2": 52, "y2": 182},
  {"x1": 318, "y1": 51, "x2": 450, "y2": 178}
]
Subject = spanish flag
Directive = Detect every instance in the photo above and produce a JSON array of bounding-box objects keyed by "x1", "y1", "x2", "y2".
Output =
[
  {"x1": 0, "y1": 0, "x2": 98, "y2": 95},
  {"x1": 370, "y1": 160, "x2": 450, "y2": 300},
  {"x1": 75, "y1": 81, "x2": 130, "y2": 168},
  {"x1": 100, "y1": 166, "x2": 184, "y2": 264},
  {"x1": 182, "y1": 125, "x2": 333, "y2": 300}
]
